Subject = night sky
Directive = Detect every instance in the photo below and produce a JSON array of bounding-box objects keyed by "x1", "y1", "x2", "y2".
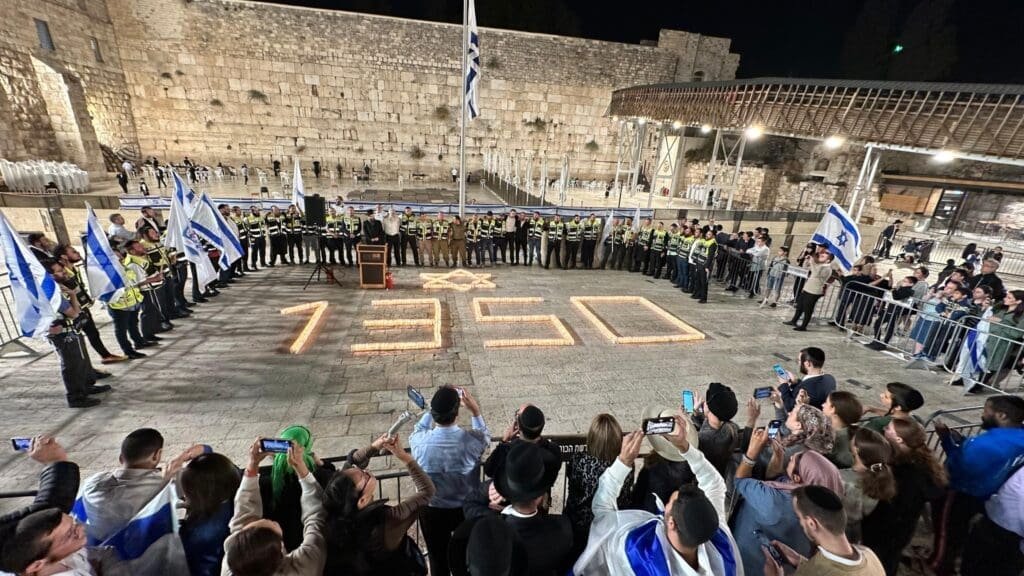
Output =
[{"x1": 265, "y1": 0, "x2": 1024, "y2": 83}]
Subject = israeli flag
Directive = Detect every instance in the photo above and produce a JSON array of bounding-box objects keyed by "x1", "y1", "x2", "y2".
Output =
[
  {"x1": 465, "y1": 0, "x2": 481, "y2": 120},
  {"x1": 632, "y1": 206, "x2": 642, "y2": 232},
  {"x1": 956, "y1": 309, "x2": 991, "y2": 379},
  {"x1": 101, "y1": 483, "x2": 189, "y2": 573},
  {"x1": 292, "y1": 157, "x2": 306, "y2": 212},
  {"x1": 83, "y1": 203, "x2": 127, "y2": 303},
  {"x1": 597, "y1": 210, "x2": 615, "y2": 261},
  {"x1": 0, "y1": 212, "x2": 61, "y2": 338},
  {"x1": 191, "y1": 193, "x2": 243, "y2": 269},
  {"x1": 170, "y1": 170, "x2": 196, "y2": 212},
  {"x1": 811, "y1": 202, "x2": 861, "y2": 272},
  {"x1": 166, "y1": 176, "x2": 218, "y2": 289}
]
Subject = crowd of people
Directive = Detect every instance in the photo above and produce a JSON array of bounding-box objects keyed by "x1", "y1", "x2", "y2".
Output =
[{"x1": 2, "y1": 366, "x2": 1023, "y2": 576}]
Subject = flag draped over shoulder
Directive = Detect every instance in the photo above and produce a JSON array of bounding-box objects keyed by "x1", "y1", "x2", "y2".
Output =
[
  {"x1": 811, "y1": 203, "x2": 862, "y2": 272},
  {"x1": 292, "y1": 157, "x2": 305, "y2": 211},
  {"x1": 83, "y1": 203, "x2": 127, "y2": 303},
  {"x1": 0, "y1": 212, "x2": 61, "y2": 338},
  {"x1": 465, "y1": 0, "x2": 481, "y2": 120},
  {"x1": 956, "y1": 309, "x2": 992, "y2": 379},
  {"x1": 101, "y1": 483, "x2": 189, "y2": 574}
]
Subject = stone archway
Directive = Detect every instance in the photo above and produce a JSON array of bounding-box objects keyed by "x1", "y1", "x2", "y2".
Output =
[{"x1": 29, "y1": 56, "x2": 105, "y2": 174}]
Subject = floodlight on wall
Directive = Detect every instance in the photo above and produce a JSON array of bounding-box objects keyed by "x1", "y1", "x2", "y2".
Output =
[
  {"x1": 744, "y1": 125, "x2": 764, "y2": 140},
  {"x1": 824, "y1": 135, "x2": 845, "y2": 149},
  {"x1": 672, "y1": 121, "x2": 683, "y2": 130},
  {"x1": 637, "y1": 118, "x2": 647, "y2": 125},
  {"x1": 700, "y1": 124, "x2": 713, "y2": 134},
  {"x1": 932, "y1": 150, "x2": 956, "y2": 163}
]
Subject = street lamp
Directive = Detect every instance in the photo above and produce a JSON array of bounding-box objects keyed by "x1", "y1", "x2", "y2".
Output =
[
  {"x1": 672, "y1": 121, "x2": 682, "y2": 130},
  {"x1": 932, "y1": 150, "x2": 956, "y2": 163},
  {"x1": 824, "y1": 135, "x2": 845, "y2": 149},
  {"x1": 700, "y1": 124, "x2": 712, "y2": 134},
  {"x1": 744, "y1": 125, "x2": 763, "y2": 140}
]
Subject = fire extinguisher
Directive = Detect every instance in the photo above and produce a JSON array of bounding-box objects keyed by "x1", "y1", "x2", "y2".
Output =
[{"x1": 385, "y1": 271, "x2": 394, "y2": 290}]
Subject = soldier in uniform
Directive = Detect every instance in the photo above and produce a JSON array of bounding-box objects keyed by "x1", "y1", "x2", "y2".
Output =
[
  {"x1": 564, "y1": 215, "x2": 582, "y2": 270},
  {"x1": 545, "y1": 215, "x2": 565, "y2": 270},
  {"x1": 265, "y1": 206, "x2": 288, "y2": 266},
  {"x1": 246, "y1": 206, "x2": 267, "y2": 269},
  {"x1": 418, "y1": 213, "x2": 435, "y2": 267},
  {"x1": 400, "y1": 207, "x2": 420, "y2": 266},
  {"x1": 526, "y1": 212, "x2": 544, "y2": 266},
  {"x1": 449, "y1": 215, "x2": 467, "y2": 267},
  {"x1": 285, "y1": 205, "x2": 305, "y2": 264},
  {"x1": 432, "y1": 213, "x2": 451, "y2": 268},
  {"x1": 581, "y1": 213, "x2": 600, "y2": 269},
  {"x1": 646, "y1": 222, "x2": 668, "y2": 278},
  {"x1": 342, "y1": 207, "x2": 362, "y2": 267}
]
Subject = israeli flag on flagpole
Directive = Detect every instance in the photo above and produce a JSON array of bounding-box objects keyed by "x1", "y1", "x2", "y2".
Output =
[
  {"x1": 0, "y1": 212, "x2": 61, "y2": 338},
  {"x1": 597, "y1": 210, "x2": 615, "y2": 261},
  {"x1": 166, "y1": 173, "x2": 218, "y2": 289},
  {"x1": 292, "y1": 157, "x2": 306, "y2": 212},
  {"x1": 83, "y1": 203, "x2": 127, "y2": 303},
  {"x1": 100, "y1": 483, "x2": 189, "y2": 573},
  {"x1": 811, "y1": 202, "x2": 861, "y2": 272},
  {"x1": 631, "y1": 205, "x2": 642, "y2": 232},
  {"x1": 191, "y1": 193, "x2": 243, "y2": 268},
  {"x1": 465, "y1": 0, "x2": 481, "y2": 120}
]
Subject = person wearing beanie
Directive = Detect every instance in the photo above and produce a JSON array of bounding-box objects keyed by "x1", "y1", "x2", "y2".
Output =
[
  {"x1": 573, "y1": 412, "x2": 741, "y2": 575},
  {"x1": 484, "y1": 404, "x2": 562, "y2": 489},
  {"x1": 862, "y1": 382, "x2": 924, "y2": 434},
  {"x1": 410, "y1": 386, "x2": 489, "y2": 576},
  {"x1": 692, "y1": 383, "x2": 741, "y2": 482}
]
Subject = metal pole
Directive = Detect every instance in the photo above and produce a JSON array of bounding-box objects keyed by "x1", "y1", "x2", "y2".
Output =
[
  {"x1": 648, "y1": 125, "x2": 664, "y2": 209},
  {"x1": 629, "y1": 122, "x2": 647, "y2": 197},
  {"x1": 856, "y1": 153, "x2": 881, "y2": 223},
  {"x1": 848, "y1": 145, "x2": 873, "y2": 213},
  {"x1": 540, "y1": 157, "x2": 548, "y2": 206},
  {"x1": 613, "y1": 121, "x2": 626, "y2": 194},
  {"x1": 669, "y1": 131, "x2": 686, "y2": 208},
  {"x1": 727, "y1": 134, "x2": 747, "y2": 211},
  {"x1": 703, "y1": 128, "x2": 722, "y2": 208},
  {"x1": 457, "y1": 0, "x2": 468, "y2": 218}
]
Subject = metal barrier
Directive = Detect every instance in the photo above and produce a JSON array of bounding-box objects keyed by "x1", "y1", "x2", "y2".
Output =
[
  {"x1": 0, "y1": 271, "x2": 38, "y2": 357},
  {"x1": 889, "y1": 233, "x2": 1024, "y2": 279}
]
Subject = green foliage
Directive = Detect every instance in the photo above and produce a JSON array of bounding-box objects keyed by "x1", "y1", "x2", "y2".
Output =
[
  {"x1": 486, "y1": 56, "x2": 501, "y2": 69},
  {"x1": 523, "y1": 117, "x2": 547, "y2": 132},
  {"x1": 247, "y1": 89, "x2": 269, "y2": 105},
  {"x1": 160, "y1": 72, "x2": 173, "y2": 80},
  {"x1": 433, "y1": 106, "x2": 451, "y2": 121},
  {"x1": 409, "y1": 145, "x2": 426, "y2": 160},
  {"x1": 585, "y1": 139, "x2": 599, "y2": 152},
  {"x1": 210, "y1": 98, "x2": 223, "y2": 107}
]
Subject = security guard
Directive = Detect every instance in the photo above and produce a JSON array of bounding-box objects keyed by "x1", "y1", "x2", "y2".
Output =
[
  {"x1": 285, "y1": 205, "x2": 304, "y2": 264},
  {"x1": 324, "y1": 208, "x2": 341, "y2": 264},
  {"x1": 246, "y1": 206, "x2": 267, "y2": 268},
  {"x1": 581, "y1": 213, "x2": 600, "y2": 269},
  {"x1": 665, "y1": 223, "x2": 681, "y2": 283},
  {"x1": 342, "y1": 207, "x2": 362, "y2": 267},
  {"x1": 466, "y1": 214, "x2": 480, "y2": 267},
  {"x1": 526, "y1": 212, "x2": 544, "y2": 266},
  {"x1": 633, "y1": 218, "x2": 653, "y2": 273},
  {"x1": 400, "y1": 207, "x2": 420, "y2": 266},
  {"x1": 265, "y1": 206, "x2": 288, "y2": 266},
  {"x1": 612, "y1": 218, "x2": 631, "y2": 271},
  {"x1": 230, "y1": 206, "x2": 253, "y2": 272},
  {"x1": 545, "y1": 215, "x2": 565, "y2": 270},
  {"x1": 432, "y1": 213, "x2": 451, "y2": 267},
  {"x1": 564, "y1": 215, "x2": 582, "y2": 270},
  {"x1": 690, "y1": 227, "x2": 718, "y2": 304},
  {"x1": 107, "y1": 251, "x2": 150, "y2": 359},
  {"x1": 676, "y1": 226, "x2": 697, "y2": 292},
  {"x1": 647, "y1": 222, "x2": 668, "y2": 278},
  {"x1": 124, "y1": 239, "x2": 166, "y2": 341},
  {"x1": 418, "y1": 213, "x2": 435, "y2": 267},
  {"x1": 481, "y1": 211, "x2": 496, "y2": 265}
]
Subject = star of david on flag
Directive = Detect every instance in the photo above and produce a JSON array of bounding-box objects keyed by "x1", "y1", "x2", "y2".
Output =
[{"x1": 811, "y1": 203, "x2": 861, "y2": 272}]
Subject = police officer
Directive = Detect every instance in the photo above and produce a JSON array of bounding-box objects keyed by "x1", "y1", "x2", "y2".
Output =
[
  {"x1": 400, "y1": 207, "x2": 420, "y2": 266},
  {"x1": 633, "y1": 218, "x2": 653, "y2": 273},
  {"x1": 466, "y1": 214, "x2": 480, "y2": 267},
  {"x1": 480, "y1": 212, "x2": 495, "y2": 266},
  {"x1": 564, "y1": 215, "x2": 582, "y2": 270},
  {"x1": 526, "y1": 212, "x2": 544, "y2": 266},
  {"x1": 676, "y1": 226, "x2": 696, "y2": 292},
  {"x1": 545, "y1": 215, "x2": 565, "y2": 269},
  {"x1": 265, "y1": 206, "x2": 288, "y2": 266},
  {"x1": 581, "y1": 213, "x2": 600, "y2": 269},
  {"x1": 324, "y1": 208, "x2": 341, "y2": 264},
  {"x1": 124, "y1": 239, "x2": 167, "y2": 342},
  {"x1": 230, "y1": 206, "x2": 254, "y2": 273},
  {"x1": 285, "y1": 205, "x2": 304, "y2": 264},
  {"x1": 246, "y1": 206, "x2": 267, "y2": 268},
  {"x1": 646, "y1": 222, "x2": 668, "y2": 278},
  {"x1": 107, "y1": 248, "x2": 154, "y2": 360},
  {"x1": 52, "y1": 244, "x2": 125, "y2": 364},
  {"x1": 690, "y1": 227, "x2": 718, "y2": 304},
  {"x1": 140, "y1": 227, "x2": 184, "y2": 321},
  {"x1": 612, "y1": 218, "x2": 631, "y2": 271}
]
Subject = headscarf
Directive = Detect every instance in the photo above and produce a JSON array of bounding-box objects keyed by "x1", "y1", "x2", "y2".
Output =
[
  {"x1": 764, "y1": 450, "x2": 844, "y2": 496},
  {"x1": 782, "y1": 404, "x2": 835, "y2": 454},
  {"x1": 271, "y1": 425, "x2": 317, "y2": 504}
]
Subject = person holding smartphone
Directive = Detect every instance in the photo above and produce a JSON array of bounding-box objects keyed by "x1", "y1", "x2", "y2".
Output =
[{"x1": 776, "y1": 347, "x2": 836, "y2": 412}]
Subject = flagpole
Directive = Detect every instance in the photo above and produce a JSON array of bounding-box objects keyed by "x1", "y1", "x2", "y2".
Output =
[{"x1": 457, "y1": 0, "x2": 469, "y2": 219}]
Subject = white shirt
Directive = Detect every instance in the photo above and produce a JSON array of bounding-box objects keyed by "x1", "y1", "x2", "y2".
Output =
[
  {"x1": 50, "y1": 548, "x2": 95, "y2": 575},
  {"x1": 107, "y1": 223, "x2": 135, "y2": 241},
  {"x1": 382, "y1": 213, "x2": 401, "y2": 235},
  {"x1": 504, "y1": 216, "x2": 516, "y2": 234},
  {"x1": 986, "y1": 465, "x2": 1024, "y2": 552}
]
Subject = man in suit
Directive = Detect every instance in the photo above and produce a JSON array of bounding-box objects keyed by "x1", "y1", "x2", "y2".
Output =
[{"x1": 361, "y1": 208, "x2": 385, "y2": 245}]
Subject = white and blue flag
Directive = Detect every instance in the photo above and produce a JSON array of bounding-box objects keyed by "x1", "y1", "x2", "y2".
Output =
[
  {"x1": 465, "y1": 0, "x2": 481, "y2": 120},
  {"x1": 631, "y1": 206, "x2": 642, "y2": 232},
  {"x1": 83, "y1": 203, "x2": 127, "y2": 303},
  {"x1": 94, "y1": 483, "x2": 188, "y2": 573},
  {"x1": 597, "y1": 210, "x2": 615, "y2": 261},
  {"x1": 956, "y1": 309, "x2": 991, "y2": 379},
  {"x1": 811, "y1": 202, "x2": 861, "y2": 272},
  {"x1": 191, "y1": 193, "x2": 243, "y2": 269},
  {"x1": 292, "y1": 157, "x2": 305, "y2": 212},
  {"x1": 0, "y1": 212, "x2": 61, "y2": 338},
  {"x1": 166, "y1": 174, "x2": 218, "y2": 289}
]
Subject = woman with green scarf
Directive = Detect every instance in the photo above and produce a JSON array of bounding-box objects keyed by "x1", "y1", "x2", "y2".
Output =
[{"x1": 258, "y1": 424, "x2": 336, "y2": 551}]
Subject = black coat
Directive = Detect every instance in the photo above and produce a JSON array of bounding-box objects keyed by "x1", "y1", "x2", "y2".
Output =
[
  {"x1": 362, "y1": 219, "x2": 385, "y2": 245},
  {"x1": 0, "y1": 462, "x2": 80, "y2": 544}
]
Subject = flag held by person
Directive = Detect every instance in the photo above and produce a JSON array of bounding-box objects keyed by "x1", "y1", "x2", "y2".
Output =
[
  {"x1": 0, "y1": 212, "x2": 61, "y2": 338},
  {"x1": 465, "y1": 0, "x2": 481, "y2": 120},
  {"x1": 101, "y1": 483, "x2": 189, "y2": 573},
  {"x1": 597, "y1": 210, "x2": 615, "y2": 262},
  {"x1": 811, "y1": 202, "x2": 861, "y2": 272},
  {"x1": 631, "y1": 206, "x2": 642, "y2": 232},
  {"x1": 191, "y1": 193, "x2": 243, "y2": 269},
  {"x1": 165, "y1": 173, "x2": 217, "y2": 289},
  {"x1": 83, "y1": 203, "x2": 127, "y2": 303},
  {"x1": 292, "y1": 157, "x2": 305, "y2": 212}
]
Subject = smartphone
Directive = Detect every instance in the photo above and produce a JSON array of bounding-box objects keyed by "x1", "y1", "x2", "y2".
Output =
[
  {"x1": 259, "y1": 438, "x2": 292, "y2": 453},
  {"x1": 407, "y1": 386, "x2": 426, "y2": 410},
  {"x1": 642, "y1": 416, "x2": 676, "y2": 436},
  {"x1": 753, "y1": 386, "x2": 774, "y2": 400},
  {"x1": 681, "y1": 390, "x2": 695, "y2": 413},
  {"x1": 11, "y1": 438, "x2": 31, "y2": 452},
  {"x1": 754, "y1": 529, "x2": 789, "y2": 566},
  {"x1": 767, "y1": 419, "x2": 783, "y2": 440},
  {"x1": 772, "y1": 364, "x2": 788, "y2": 380},
  {"x1": 456, "y1": 387, "x2": 465, "y2": 399}
]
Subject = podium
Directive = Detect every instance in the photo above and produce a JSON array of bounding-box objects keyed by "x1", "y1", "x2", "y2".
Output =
[{"x1": 357, "y1": 244, "x2": 388, "y2": 289}]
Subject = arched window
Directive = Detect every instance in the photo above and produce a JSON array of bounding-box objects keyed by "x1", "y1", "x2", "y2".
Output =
[{"x1": 692, "y1": 70, "x2": 705, "y2": 82}]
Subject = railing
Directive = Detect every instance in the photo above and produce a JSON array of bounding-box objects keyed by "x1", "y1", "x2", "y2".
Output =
[{"x1": 889, "y1": 232, "x2": 1024, "y2": 279}]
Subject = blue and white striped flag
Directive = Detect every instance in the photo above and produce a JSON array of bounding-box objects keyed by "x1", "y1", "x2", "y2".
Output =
[
  {"x1": 0, "y1": 212, "x2": 61, "y2": 338},
  {"x1": 191, "y1": 193, "x2": 243, "y2": 269},
  {"x1": 166, "y1": 174, "x2": 218, "y2": 289},
  {"x1": 956, "y1": 310, "x2": 991, "y2": 379},
  {"x1": 465, "y1": 0, "x2": 481, "y2": 120},
  {"x1": 83, "y1": 203, "x2": 127, "y2": 303},
  {"x1": 292, "y1": 157, "x2": 306, "y2": 212},
  {"x1": 811, "y1": 202, "x2": 861, "y2": 272},
  {"x1": 101, "y1": 483, "x2": 188, "y2": 573}
]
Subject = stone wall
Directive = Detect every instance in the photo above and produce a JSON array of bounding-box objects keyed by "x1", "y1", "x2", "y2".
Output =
[
  {"x1": 98, "y1": 0, "x2": 738, "y2": 180},
  {"x1": 0, "y1": 0, "x2": 139, "y2": 170}
]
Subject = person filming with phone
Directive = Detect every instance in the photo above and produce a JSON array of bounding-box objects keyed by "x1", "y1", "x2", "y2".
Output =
[{"x1": 776, "y1": 347, "x2": 836, "y2": 412}]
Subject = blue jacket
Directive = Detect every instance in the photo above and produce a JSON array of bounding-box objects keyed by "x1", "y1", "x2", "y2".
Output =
[{"x1": 942, "y1": 427, "x2": 1024, "y2": 499}]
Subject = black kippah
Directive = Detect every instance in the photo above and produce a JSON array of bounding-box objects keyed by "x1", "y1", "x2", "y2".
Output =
[{"x1": 801, "y1": 485, "x2": 843, "y2": 511}]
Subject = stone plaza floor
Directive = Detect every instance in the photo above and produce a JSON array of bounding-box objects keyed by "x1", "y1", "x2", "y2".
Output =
[{"x1": 0, "y1": 259, "x2": 984, "y2": 508}]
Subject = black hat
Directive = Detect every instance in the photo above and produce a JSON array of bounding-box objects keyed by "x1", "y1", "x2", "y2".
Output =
[
  {"x1": 894, "y1": 219, "x2": 904, "y2": 224},
  {"x1": 366, "y1": 208, "x2": 375, "y2": 215},
  {"x1": 673, "y1": 485, "x2": 720, "y2": 547},
  {"x1": 493, "y1": 443, "x2": 548, "y2": 503},
  {"x1": 706, "y1": 383, "x2": 738, "y2": 421},
  {"x1": 430, "y1": 387, "x2": 460, "y2": 419},
  {"x1": 516, "y1": 405, "x2": 545, "y2": 439},
  {"x1": 448, "y1": 516, "x2": 527, "y2": 576}
]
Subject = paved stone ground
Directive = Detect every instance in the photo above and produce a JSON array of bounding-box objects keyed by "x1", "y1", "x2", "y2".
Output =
[{"x1": 0, "y1": 257, "x2": 984, "y2": 510}]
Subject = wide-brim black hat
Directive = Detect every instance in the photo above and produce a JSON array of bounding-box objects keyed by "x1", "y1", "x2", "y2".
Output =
[{"x1": 493, "y1": 442, "x2": 548, "y2": 502}]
